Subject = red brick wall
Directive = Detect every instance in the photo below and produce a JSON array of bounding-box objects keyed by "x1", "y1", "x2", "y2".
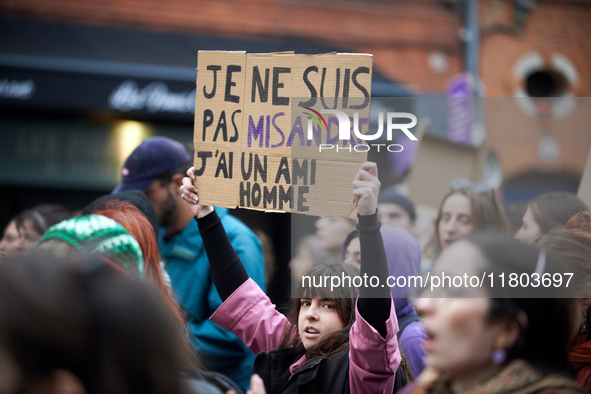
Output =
[
  {"x1": 481, "y1": 0, "x2": 591, "y2": 97},
  {"x1": 0, "y1": 0, "x2": 464, "y2": 92},
  {"x1": 479, "y1": 0, "x2": 591, "y2": 180},
  {"x1": 3, "y1": 0, "x2": 590, "y2": 182}
]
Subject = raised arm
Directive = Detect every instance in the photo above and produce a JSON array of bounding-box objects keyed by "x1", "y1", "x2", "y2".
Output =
[
  {"x1": 349, "y1": 162, "x2": 399, "y2": 394},
  {"x1": 180, "y1": 168, "x2": 248, "y2": 301},
  {"x1": 180, "y1": 169, "x2": 289, "y2": 354},
  {"x1": 352, "y1": 162, "x2": 392, "y2": 337}
]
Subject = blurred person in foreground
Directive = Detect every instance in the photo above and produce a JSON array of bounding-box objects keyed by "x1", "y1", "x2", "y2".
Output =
[
  {"x1": 30, "y1": 215, "x2": 243, "y2": 394},
  {"x1": 0, "y1": 251, "x2": 243, "y2": 394},
  {"x1": 404, "y1": 231, "x2": 583, "y2": 393},
  {"x1": 0, "y1": 252, "x2": 186, "y2": 394}
]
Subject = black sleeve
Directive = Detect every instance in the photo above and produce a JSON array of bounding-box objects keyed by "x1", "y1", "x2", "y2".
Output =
[
  {"x1": 357, "y1": 211, "x2": 391, "y2": 338},
  {"x1": 195, "y1": 210, "x2": 249, "y2": 301}
]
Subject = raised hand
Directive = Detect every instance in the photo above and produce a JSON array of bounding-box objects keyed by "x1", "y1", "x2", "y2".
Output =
[
  {"x1": 351, "y1": 162, "x2": 380, "y2": 216},
  {"x1": 225, "y1": 374, "x2": 266, "y2": 394},
  {"x1": 180, "y1": 167, "x2": 215, "y2": 219},
  {"x1": 246, "y1": 374, "x2": 266, "y2": 394}
]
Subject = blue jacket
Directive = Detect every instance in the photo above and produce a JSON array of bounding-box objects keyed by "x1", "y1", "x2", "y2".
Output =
[{"x1": 159, "y1": 207, "x2": 265, "y2": 392}]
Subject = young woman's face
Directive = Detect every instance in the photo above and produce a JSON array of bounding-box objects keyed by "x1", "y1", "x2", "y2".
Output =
[
  {"x1": 343, "y1": 237, "x2": 361, "y2": 269},
  {"x1": 415, "y1": 241, "x2": 505, "y2": 379},
  {"x1": 0, "y1": 221, "x2": 22, "y2": 262},
  {"x1": 514, "y1": 206, "x2": 543, "y2": 245},
  {"x1": 314, "y1": 217, "x2": 355, "y2": 253},
  {"x1": 298, "y1": 298, "x2": 345, "y2": 350},
  {"x1": 438, "y1": 193, "x2": 474, "y2": 250},
  {"x1": 18, "y1": 219, "x2": 43, "y2": 254}
]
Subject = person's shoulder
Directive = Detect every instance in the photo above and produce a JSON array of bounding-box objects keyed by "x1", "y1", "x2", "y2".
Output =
[
  {"x1": 400, "y1": 321, "x2": 428, "y2": 340},
  {"x1": 158, "y1": 221, "x2": 203, "y2": 259},
  {"x1": 169, "y1": 220, "x2": 201, "y2": 243},
  {"x1": 399, "y1": 323, "x2": 428, "y2": 355}
]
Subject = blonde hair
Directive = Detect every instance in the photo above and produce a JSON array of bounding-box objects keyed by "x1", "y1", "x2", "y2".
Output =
[{"x1": 425, "y1": 187, "x2": 509, "y2": 259}]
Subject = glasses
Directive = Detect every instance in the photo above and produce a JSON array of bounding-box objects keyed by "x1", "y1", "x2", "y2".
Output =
[{"x1": 451, "y1": 178, "x2": 494, "y2": 195}]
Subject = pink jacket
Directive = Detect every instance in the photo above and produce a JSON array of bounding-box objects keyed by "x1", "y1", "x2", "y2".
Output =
[{"x1": 210, "y1": 278, "x2": 401, "y2": 393}]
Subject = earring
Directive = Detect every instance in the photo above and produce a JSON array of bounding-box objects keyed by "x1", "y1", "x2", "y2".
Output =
[
  {"x1": 491, "y1": 348, "x2": 506, "y2": 365},
  {"x1": 582, "y1": 307, "x2": 589, "y2": 335}
]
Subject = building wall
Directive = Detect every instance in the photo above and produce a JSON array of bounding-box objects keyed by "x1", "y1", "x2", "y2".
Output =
[
  {"x1": 2, "y1": 0, "x2": 590, "y2": 185},
  {"x1": 481, "y1": 0, "x2": 591, "y2": 97},
  {"x1": 479, "y1": 0, "x2": 591, "y2": 182},
  {"x1": 0, "y1": 0, "x2": 464, "y2": 92}
]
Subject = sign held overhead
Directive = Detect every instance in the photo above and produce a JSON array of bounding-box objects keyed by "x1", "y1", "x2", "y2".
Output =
[{"x1": 193, "y1": 51, "x2": 373, "y2": 217}]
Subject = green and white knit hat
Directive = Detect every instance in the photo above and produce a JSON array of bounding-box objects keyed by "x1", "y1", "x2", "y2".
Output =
[{"x1": 38, "y1": 215, "x2": 145, "y2": 275}]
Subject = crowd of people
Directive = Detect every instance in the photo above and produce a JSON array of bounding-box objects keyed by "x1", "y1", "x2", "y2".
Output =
[{"x1": 1, "y1": 135, "x2": 590, "y2": 393}]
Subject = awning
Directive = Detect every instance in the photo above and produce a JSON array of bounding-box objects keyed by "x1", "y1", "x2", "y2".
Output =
[{"x1": 0, "y1": 17, "x2": 413, "y2": 123}]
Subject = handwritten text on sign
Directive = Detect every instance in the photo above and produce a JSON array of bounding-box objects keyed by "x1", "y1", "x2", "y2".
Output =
[{"x1": 193, "y1": 51, "x2": 372, "y2": 217}]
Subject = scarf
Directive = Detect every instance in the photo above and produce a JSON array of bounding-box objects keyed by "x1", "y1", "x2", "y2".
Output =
[
  {"x1": 411, "y1": 360, "x2": 584, "y2": 394},
  {"x1": 569, "y1": 340, "x2": 591, "y2": 392}
]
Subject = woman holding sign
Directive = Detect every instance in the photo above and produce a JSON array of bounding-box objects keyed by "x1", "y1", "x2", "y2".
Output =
[{"x1": 180, "y1": 162, "x2": 401, "y2": 393}]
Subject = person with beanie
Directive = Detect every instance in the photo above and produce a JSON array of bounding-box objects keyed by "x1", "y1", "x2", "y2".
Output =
[{"x1": 36, "y1": 214, "x2": 145, "y2": 276}]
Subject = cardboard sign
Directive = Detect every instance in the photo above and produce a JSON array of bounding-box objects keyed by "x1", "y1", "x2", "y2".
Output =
[
  {"x1": 578, "y1": 144, "x2": 591, "y2": 208},
  {"x1": 193, "y1": 51, "x2": 373, "y2": 217}
]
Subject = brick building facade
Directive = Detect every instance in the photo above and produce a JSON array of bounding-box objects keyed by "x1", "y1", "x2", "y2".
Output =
[{"x1": 2, "y1": 0, "x2": 590, "y2": 193}]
